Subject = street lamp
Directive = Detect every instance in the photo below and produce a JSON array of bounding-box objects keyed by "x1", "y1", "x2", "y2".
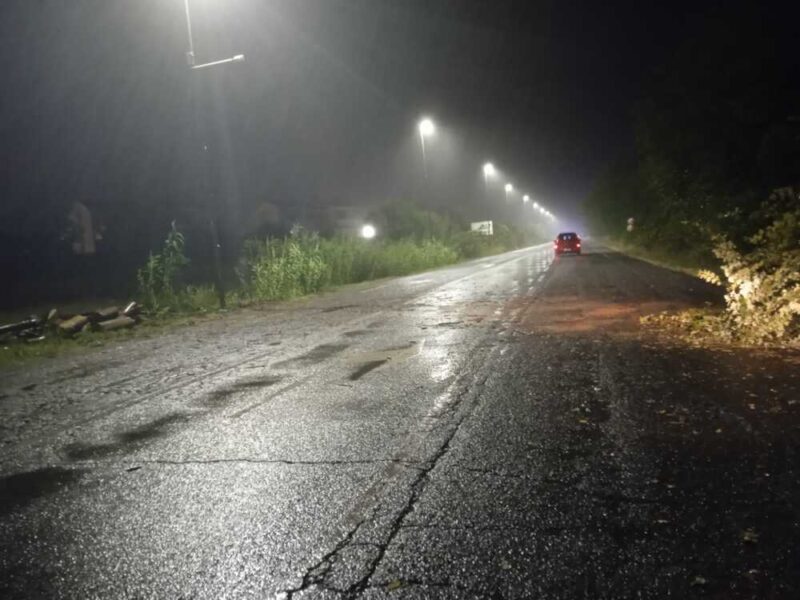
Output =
[
  {"x1": 482, "y1": 162, "x2": 496, "y2": 201},
  {"x1": 184, "y1": 1, "x2": 245, "y2": 69},
  {"x1": 360, "y1": 224, "x2": 377, "y2": 239},
  {"x1": 504, "y1": 183, "x2": 513, "y2": 201},
  {"x1": 523, "y1": 194, "x2": 530, "y2": 203},
  {"x1": 183, "y1": 0, "x2": 246, "y2": 309},
  {"x1": 418, "y1": 117, "x2": 435, "y2": 179}
]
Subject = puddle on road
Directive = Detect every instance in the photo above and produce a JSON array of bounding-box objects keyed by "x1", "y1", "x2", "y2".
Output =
[
  {"x1": 347, "y1": 341, "x2": 422, "y2": 363},
  {"x1": 64, "y1": 412, "x2": 189, "y2": 461},
  {"x1": 203, "y1": 375, "x2": 284, "y2": 406},
  {"x1": 0, "y1": 467, "x2": 84, "y2": 518},
  {"x1": 273, "y1": 343, "x2": 350, "y2": 369},
  {"x1": 344, "y1": 341, "x2": 424, "y2": 381},
  {"x1": 321, "y1": 304, "x2": 359, "y2": 313},
  {"x1": 343, "y1": 330, "x2": 369, "y2": 338},
  {"x1": 349, "y1": 360, "x2": 389, "y2": 381}
]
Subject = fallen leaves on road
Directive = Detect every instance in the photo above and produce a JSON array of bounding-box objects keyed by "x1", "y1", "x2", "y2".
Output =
[
  {"x1": 508, "y1": 297, "x2": 679, "y2": 335},
  {"x1": 386, "y1": 579, "x2": 404, "y2": 591}
]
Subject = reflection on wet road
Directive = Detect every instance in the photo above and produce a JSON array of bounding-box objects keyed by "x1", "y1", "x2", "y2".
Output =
[{"x1": 3, "y1": 242, "x2": 800, "y2": 598}]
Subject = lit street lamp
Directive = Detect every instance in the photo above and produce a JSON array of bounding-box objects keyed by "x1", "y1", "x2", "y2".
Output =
[
  {"x1": 504, "y1": 183, "x2": 513, "y2": 201},
  {"x1": 184, "y1": 1, "x2": 245, "y2": 69},
  {"x1": 183, "y1": 0, "x2": 246, "y2": 309},
  {"x1": 418, "y1": 117, "x2": 435, "y2": 179},
  {"x1": 482, "y1": 162, "x2": 496, "y2": 200},
  {"x1": 523, "y1": 194, "x2": 530, "y2": 203},
  {"x1": 360, "y1": 224, "x2": 377, "y2": 239}
]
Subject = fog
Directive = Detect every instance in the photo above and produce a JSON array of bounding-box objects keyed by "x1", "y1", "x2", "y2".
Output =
[{"x1": 2, "y1": 0, "x2": 674, "y2": 305}]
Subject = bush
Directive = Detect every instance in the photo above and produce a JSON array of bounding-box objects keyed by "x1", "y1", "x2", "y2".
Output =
[
  {"x1": 182, "y1": 285, "x2": 221, "y2": 313},
  {"x1": 137, "y1": 225, "x2": 220, "y2": 314},
  {"x1": 149, "y1": 209, "x2": 535, "y2": 312},
  {"x1": 365, "y1": 239, "x2": 458, "y2": 278},
  {"x1": 450, "y1": 231, "x2": 505, "y2": 258},
  {"x1": 244, "y1": 234, "x2": 328, "y2": 301},
  {"x1": 713, "y1": 205, "x2": 800, "y2": 344},
  {"x1": 374, "y1": 200, "x2": 458, "y2": 241},
  {"x1": 137, "y1": 224, "x2": 190, "y2": 312}
]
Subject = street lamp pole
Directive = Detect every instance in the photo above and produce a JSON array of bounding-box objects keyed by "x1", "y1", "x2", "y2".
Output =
[
  {"x1": 182, "y1": 0, "x2": 245, "y2": 309},
  {"x1": 184, "y1": 0, "x2": 195, "y2": 64},
  {"x1": 417, "y1": 118, "x2": 436, "y2": 234},
  {"x1": 418, "y1": 118, "x2": 435, "y2": 180},
  {"x1": 482, "y1": 162, "x2": 495, "y2": 201},
  {"x1": 419, "y1": 130, "x2": 428, "y2": 180}
]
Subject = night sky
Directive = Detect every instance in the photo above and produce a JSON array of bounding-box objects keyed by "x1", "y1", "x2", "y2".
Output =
[{"x1": 0, "y1": 0, "x2": 794, "y2": 284}]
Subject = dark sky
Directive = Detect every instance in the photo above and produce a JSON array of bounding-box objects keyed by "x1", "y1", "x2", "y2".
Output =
[{"x1": 0, "y1": 0, "x2": 791, "y2": 246}]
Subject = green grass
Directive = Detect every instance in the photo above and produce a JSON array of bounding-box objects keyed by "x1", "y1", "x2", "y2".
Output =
[
  {"x1": 0, "y1": 311, "x2": 226, "y2": 369},
  {"x1": 2, "y1": 230, "x2": 530, "y2": 367},
  {"x1": 1, "y1": 324, "x2": 138, "y2": 368},
  {"x1": 240, "y1": 235, "x2": 463, "y2": 302}
]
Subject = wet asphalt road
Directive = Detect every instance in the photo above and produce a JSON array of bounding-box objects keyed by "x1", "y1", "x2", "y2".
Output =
[{"x1": 2, "y1": 242, "x2": 800, "y2": 599}]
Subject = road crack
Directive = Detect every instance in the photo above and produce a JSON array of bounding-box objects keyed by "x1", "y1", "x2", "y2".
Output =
[
  {"x1": 133, "y1": 457, "x2": 426, "y2": 468},
  {"x1": 281, "y1": 518, "x2": 367, "y2": 598},
  {"x1": 340, "y1": 370, "x2": 493, "y2": 597},
  {"x1": 277, "y1": 329, "x2": 506, "y2": 598}
]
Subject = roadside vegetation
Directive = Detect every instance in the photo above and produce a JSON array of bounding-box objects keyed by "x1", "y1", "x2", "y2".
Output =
[
  {"x1": 584, "y1": 11, "x2": 800, "y2": 345},
  {"x1": 0, "y1": 202, "x2": 543, "y2": 365},
  {"x1": 133, "y1": 200, "x2": 533, "y2": 311},
  {"x1": 1, "y1": 201, "x2": 535, "y2": 366},
  {"x1": 237, "y1": 234, "x2": 458, "y2": 301}
]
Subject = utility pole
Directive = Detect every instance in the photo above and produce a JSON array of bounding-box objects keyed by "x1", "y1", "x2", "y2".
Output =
[{"x1": 183, "y1": 0, "x2": 245, "y2": 309}]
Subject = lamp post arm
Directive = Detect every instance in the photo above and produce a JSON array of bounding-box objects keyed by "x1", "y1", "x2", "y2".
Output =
[
  {"x1": 184, "y1": 0, "x2": 196, "y2": 66},
  {"x1": 191, "y1": 55, "x2": 245, "y2": 70}
]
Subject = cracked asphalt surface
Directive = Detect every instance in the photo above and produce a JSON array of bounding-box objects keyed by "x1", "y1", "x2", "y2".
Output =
[{"x1": 2, "y1": 242, "x2": 800, "y2": 598}]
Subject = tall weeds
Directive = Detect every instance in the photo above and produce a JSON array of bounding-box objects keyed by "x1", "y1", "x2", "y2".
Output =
[
  {"x1": 137, "y1": 224, "x2": 218, "y2": 314},
  {"x1": 240, "y1": 233, "x2": 461, "y2": 301},
  {"x1": 137, "y1": 223, "x2": 189, "y2": 312},
  {"x1": 141, "y1": 220, "x2": 531, "y2": 311}
]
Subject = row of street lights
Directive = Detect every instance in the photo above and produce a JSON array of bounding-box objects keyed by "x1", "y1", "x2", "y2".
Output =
[
  {"x1": 418, "y1": 117, "x2": 556, "y2": 222},
  {"x1": 491, "y1": 163, "x2": 554, "y2": 221}
]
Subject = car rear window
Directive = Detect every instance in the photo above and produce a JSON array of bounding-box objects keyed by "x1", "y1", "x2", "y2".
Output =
[{"x1": 558, "y1": 233, "x2": 577, "y2": 240}]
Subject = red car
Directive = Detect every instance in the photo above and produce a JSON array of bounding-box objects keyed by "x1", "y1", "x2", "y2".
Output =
[{"x1": 554, "y1": 232, "x2": 581, "y2": 255}]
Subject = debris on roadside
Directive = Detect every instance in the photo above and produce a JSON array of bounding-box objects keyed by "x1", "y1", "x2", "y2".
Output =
[
  {"x1": 0, "y1": 302, "x2": 143, "y2": 344},
  {"x1": 58, "y1": 315, "x2": 90, "y2": 336},
  {"x1": 97, "y1": 316, "x2": 136, "y2": 332},
  {"x1": 0, "y1": 316, "x2": 43, "y2": 340}
]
